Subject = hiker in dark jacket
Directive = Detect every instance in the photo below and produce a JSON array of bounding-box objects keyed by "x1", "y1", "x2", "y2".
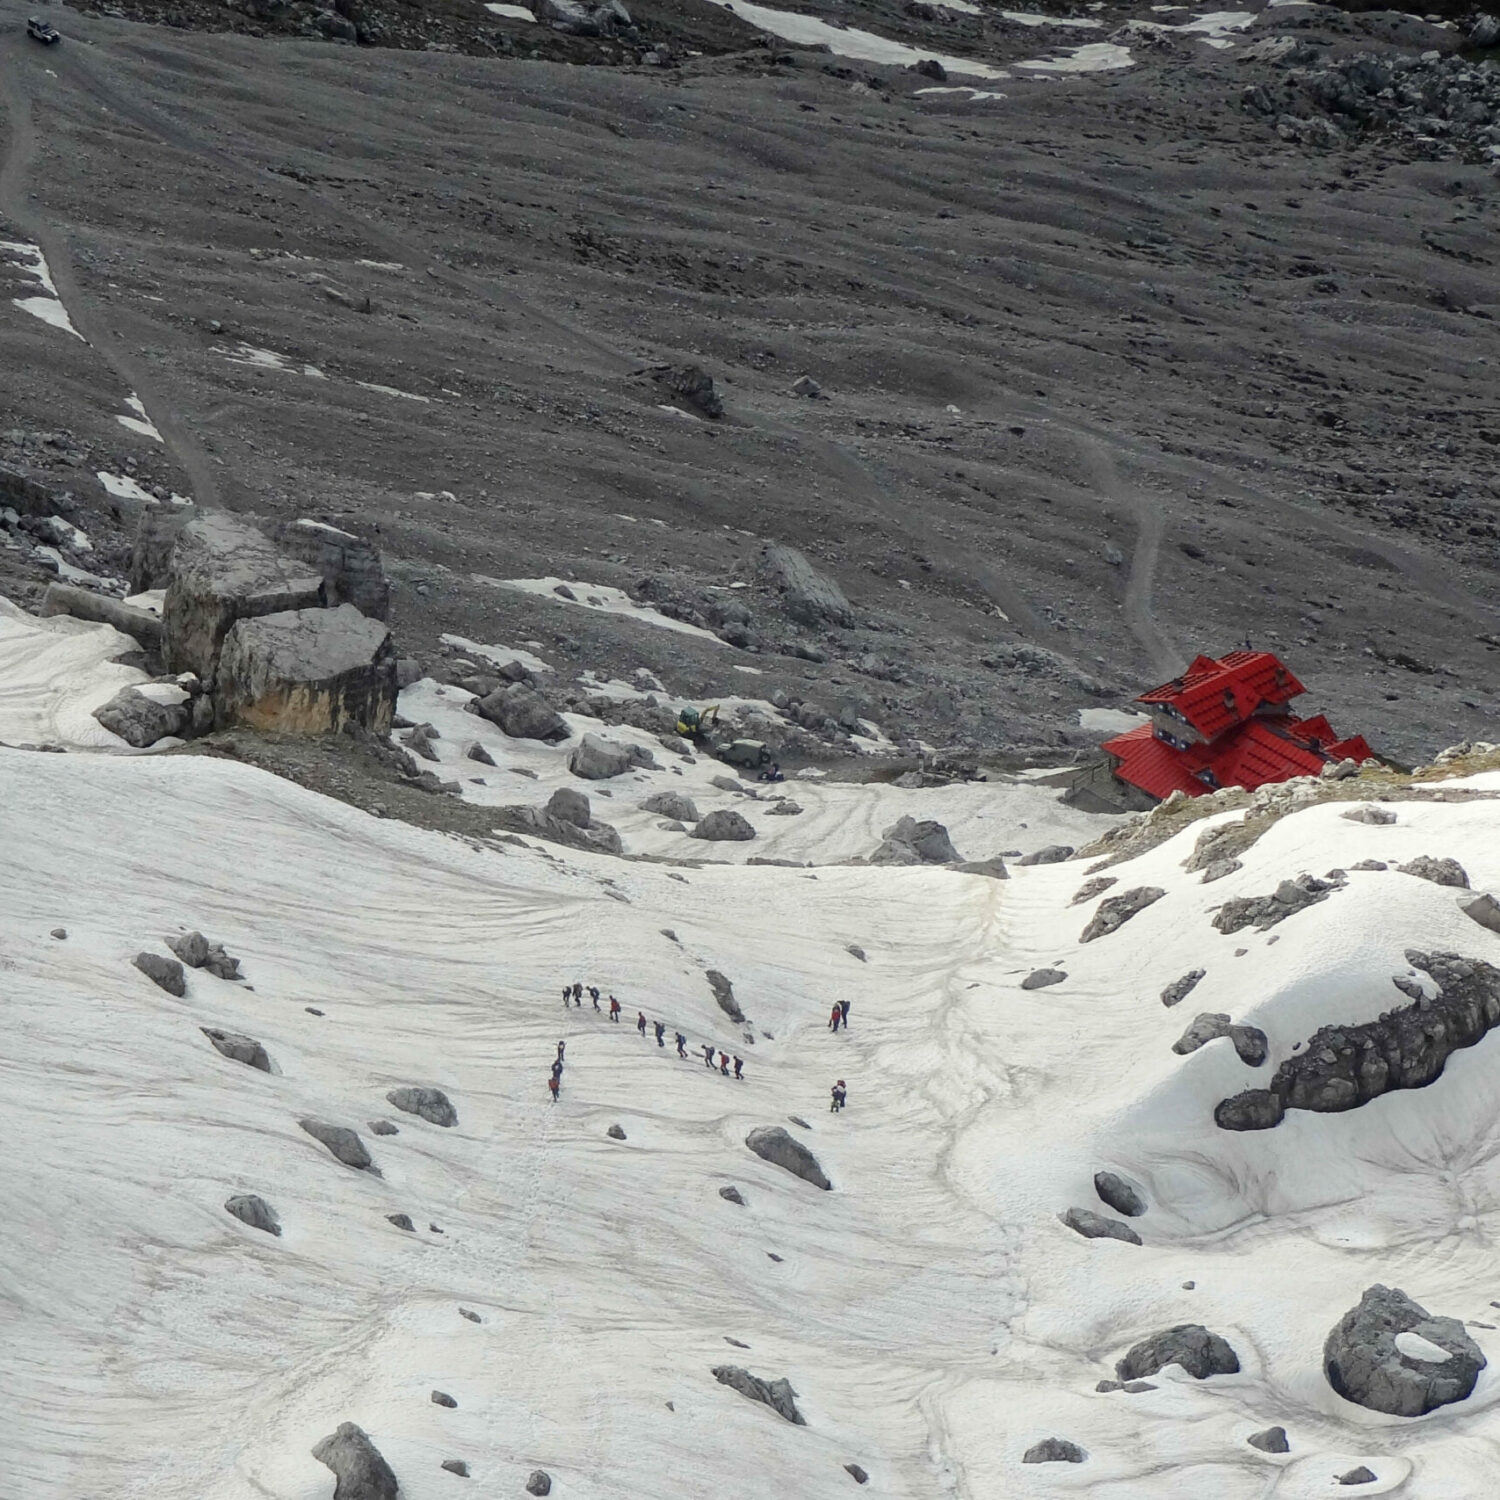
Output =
[
  {"x1": 839, "y1": 999, "x2": 851, "y2": 1028},
  {"x1": 654, "y1": 1020, "x2": 666, "y2": 1047},
  {"x1": 829, "y1": 1003, "x2": 842, "y2": 1033},
  {"x1": 675, "y1": 1032, "x2": 688, "y2": 1059},
  {"x1": 637, "y1": 1011, "x2": 648, "y2": 1037},
  {"x1": 733, "y1": 1056, "x2": 744, "y2": 1080}
]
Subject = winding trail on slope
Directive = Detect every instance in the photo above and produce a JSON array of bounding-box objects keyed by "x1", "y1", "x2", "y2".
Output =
[{"x1": 0, "y1": 24, "x2": 225, "y2": 508}]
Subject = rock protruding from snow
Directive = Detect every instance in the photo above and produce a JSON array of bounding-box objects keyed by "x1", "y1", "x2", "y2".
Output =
[
  {"x1": 1060, "y1": 1207, "x2": 1141, "y2": 1245},
  {"x1": 525, "y1": 1471, "x2": 553, "y2": 1496},
  {"x1": 1247, "y1": 1425, "x2": 1289, "y2": 1453},
  {"x1": 1397, "y1": 855, "x2": 1469, "y2": 889},
  {"x1": 93, "y1": 686, "x2": 189, "y2": 747},
  {"x1": 440, "y1": 1457, "x2": 469, "y2": 1477},
  {"x1": 692, "y1": 809, "x2": 756, "y2": 842},
  {"x1": 386, "y1": 1086, "x2": 457, "y2": 1128},
  {"x1": 1213, "y1": 873, "x2": 1342, "y2": 934},
  {"x1": 719, "y1": 1185, "x2": 746, "y2": 1205},
  {"x1": 431, "y1": 1389, "x2": 457, "y2": 1408},
  {"x1": 607, "y1": 1123, "x2": 627, "y2": 1140},
  {"x1": 471, "y1": 683, "x2": 569, "y2": 743},
  {"x1": 844, "y1": 1462, "x2": 868, "y2": 1483},
  {"x1": 216, "y1": 604, "x2": 396, "y2": 735},
  {"x1": 746, "y1": 1126, "x2": 831, "y2": 1190},
  {"x1": 706, "y1": 969, "x2": 745, "y2": 1022},
  {"x1": 1172, "y1": 1013, "x2": 1267, "y2": 1066},
  {"x1": 1461, "y1": 892, "x2": 1500, "y2": 935},
  {"x1": 1217, "y1": 951, "x2": 1500, "y2": 1131},
  {"x1": 493, "y1": 798, "x2": 624, "y2": 856},
  {"x1": 224, "y1": 1193, "x2": 281, "y2": 1235},
  {"x1": 1161, "y1": 968, "x2": 1206, "y2": 1008},
  {"x1": 1324, "y1": 1285, "x2": 1485, "y2": 1416},
  {"x1": 299, "y1": 1118, "x2": 375, "y2": 1171},
  {"x1": 277, "y1": 518, "x2": 390, "y2": 621},
  {"x1": 1018, "y1": 844, "x2": 1074, "y2": 866},
  {"x1": 642, "y1": 790, "x2": 700, "y2": 822},
  {"x1": 1094, "y1": 1171, "x2": 1146, "y2": 1217},
  {"x1": 756, "y1": 543, "x2": 854, "y2": 628},
  {"x1": 1115, "y1": 1325, "x2": 1241, "y2": 1381},
  {"x1": 569, "y1": 732, "x2": 650, "y2": 780},
  {"x1": 1022, "y1": 1438, "x2": 1086, "y2": 1463},
  {"x1": 169, "y1": 930, "x2": 242, "y2": 980},
  {"x1": 546, "y1": 787, "x2": 591, "y2": 827},
  {"x1": 1337, "y1": 1467, "x2": 1377, "y2": 1486},
  {"x1": 1342, "y1": 804, "x2": 1396, "y2": 825},
  {"x1": 202, "y1": 1028, "x2": 271, "y2": 1072},
  {"x1": 1021, "y1": 968, "x2": 1066, "y2": 991},
  {"x1": 712, "y1": 1364, "x2": 806, "y2": 1424},
  {"x1": 163, "y1": 513, "x2": 325, "y2": 680},
  {"x1": 311, "y1": 1421, "x2": 399, "y2": 1500},
  {"x1": 1070, "y1": 875, "x2": 1117, "y2": 906},
  {"x1": 133, "y1": 951, "x2": 186, "y2": 996},
  {"x1": 870, "y1": 816, "x2": 959, "y2": 866},
  {"x1": 1080, "y1": 887, "x2": 1164, "y2": 943}
]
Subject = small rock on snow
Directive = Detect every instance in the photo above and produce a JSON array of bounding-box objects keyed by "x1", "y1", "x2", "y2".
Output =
[
  {"x1": 1021, "y1": 968, "x2": 1067, "y2": 990},
  {"x1": 368, "y1": 1119, "x2": 399, "y2": 1136},
  {"x1": 719, "y1": 1185, "x2": 746, "y2": 1205},
  {"x1": 386, "y1": 1086, "x2": 458, "y2": 1128},
  {"x1": 1338, "y1": 1467, "x2": 1377, "y2": 1486},
  {"x1": 1161, "y1": 968, "x2": 1206, "y2": 1007},
  {"x1": 387, "y1": 1213, "x2": 416, "y2": 1232},
  {"x1": 1397, "y1": 855, "x2": 1469, "y2": 888},
  {"x1": 1080, "y1": 887, "x2": 1164, "y2": 943},
  {"x1": 607, "y1": 1124, "x2": 627, "y2": 1140},
  {"x1": 526, "y1": 1470, "x2": 553, "y2": 1495},
  {"x1": 1022, "y1": 1438, "x2": 1086, "y2": 1463},
  {"x1": 224, "y1": 1193, "x2": 281, "y2": 1235},
  {"x1": 299, "y1": 1118, "x2": 375, "y2": 1171},
  {"x1": 201, "y1": 1027, "x2": 271, "y2": 1072},
  {"x1": 1247, "y1": 1425, "x2": 1289, "y2": 1453},
  {"x1": 1116, "y1": 1325, "x2": 1240, "y2": 1381},
  {"x1": 1093, "y1": 1171, "x2": 1146, "y2": 1217},
  {"x1": 712, "y1": 1364, "x2": 805, "y2": 1424},
  {"x1": 1061, "y1": 1207, "x2": 1141, "y2": 1245},
  {"x1": 431, "y1": 1390, "x2": 457, "y2": 1407},
  {"x1": 133, "y1": 951, "x2": 186, "y2": 996},
  {"x1": 844, "y1": 1462, "x2": 869, "y2": 1483},
  {"x1": 746, "y1": 1126, "x2": 831, "y2": 1190},
  {"x1": 440, "y1": 1457, "x2": 470, "y2": 1477}
]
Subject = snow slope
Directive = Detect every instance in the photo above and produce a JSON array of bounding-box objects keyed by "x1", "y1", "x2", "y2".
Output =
[{"x1": 7, "y1": 726, "x2": 1500, "y2": 1496}]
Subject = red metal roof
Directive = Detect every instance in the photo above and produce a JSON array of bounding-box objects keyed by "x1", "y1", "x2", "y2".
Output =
[
  {"x1": 1100, "y1": 723, "x2": 1205, "y2": 800},
  {"x1": 1136, "y1": 651, "x2": 1306, "y2": 742}
]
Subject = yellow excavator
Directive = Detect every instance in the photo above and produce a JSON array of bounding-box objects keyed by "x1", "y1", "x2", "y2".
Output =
[
  {"x1": 676, "y1": 704, "x2": 772, "y2": 770},
  {"x1": 675, "y1": 703, "x2": 720, "y2": 740}
]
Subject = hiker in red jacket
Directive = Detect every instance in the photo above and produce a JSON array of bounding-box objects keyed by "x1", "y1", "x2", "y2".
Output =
[
  {"x1": 609, "y1": 995, "x2": 621, "y2": 1022},
  {"x1": 829, "y1": 1002, "x2": 842, "y2": 1033},
  {"x1": 548, "y1": 1074, "x2": 560, "y2": 1103},
  {"x1": 637, "y1": 1010, "x2": 648, "y2": 1036}
]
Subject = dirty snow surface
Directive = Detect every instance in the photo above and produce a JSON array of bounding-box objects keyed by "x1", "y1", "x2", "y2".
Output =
[{"x1": 9, "y1": 702, "x2": 1500, "y2": 1498}]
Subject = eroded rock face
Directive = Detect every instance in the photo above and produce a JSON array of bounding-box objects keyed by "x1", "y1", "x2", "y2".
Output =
[
  {"x1": 568, "y1": 732, "x2": 635, "y2": 780},
  {"x1": 546, "y1": 787, "x2": 592, "y2": 827},
  {"x1": 1161, "y1": 968, "x2": 1206, "y2": 1008},
  {"x1": 202, "y1": 1028, "x2": 271, "y2": 1072},
  {"x1": 277, "y1": 518, "x2": 390, "y2": 620},
  {"x1": 311, "y1": 1421, "x2": 399, "y2": 1500},
  {"x1": 163, "y1": 513, "x2": 324, "y2": 680},
  {"x1": 707, "y1": 969, "x2": 744, "y2": 1022},
  {"x1": 387, "y1": 1086, "x2": 457, "y2": 1128},
  {"x1": 1247, "y1": 1426, "x2": 1289, "y2": 1453},
  {"x1": 1060, "y1": 1207, "x2": 1141, "y2": 1245},
  {"x1": 1324, "y1": 1285, "x2": 1485, "y2": 1416},
  {"x1": 745, "y1": 1125, "x2": 831, "y2": 1190},
  {"x1": 712, "y1": 1364, "x2": 805, "y2": 1424},
  {"x1": 1216, "y1": 952, "x2": 1500, "y2": 1131},
  {"x1": 215, "y1": 604, "x2": 396, "y2": 734},
  {"x1": 133, "y1": 951, "x2": 186, "y2": 996},
  {"x1": 131, "y1": 503, "x2": 198, "y2": 593},
  {"x1": 1115, "y1": 1325, "x2": 1240, "y2": 1381},
  {"x1": 1080, "y1": 887, "x2": 1164, "y2": 942},
  {"x1": 870, "y1": 815, "x2": 959, "y2": 865},
  {"x1": 1397, "y1": 855, "x2": 1469, "y2": 889}
]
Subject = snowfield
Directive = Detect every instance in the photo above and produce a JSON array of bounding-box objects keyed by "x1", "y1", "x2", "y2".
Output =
[{"x1": 7, "y1": 638, "x2": 1500, "y2": 1496}]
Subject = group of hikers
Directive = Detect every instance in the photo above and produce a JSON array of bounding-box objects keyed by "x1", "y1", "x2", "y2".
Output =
[{"x1": 549, "y1": 981, "x2": 852, "y2": 1115}]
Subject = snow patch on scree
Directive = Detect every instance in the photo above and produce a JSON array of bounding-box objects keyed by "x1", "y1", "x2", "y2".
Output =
[{"x1": 0, "y1": 238, "x2": 86, "y2": 340}]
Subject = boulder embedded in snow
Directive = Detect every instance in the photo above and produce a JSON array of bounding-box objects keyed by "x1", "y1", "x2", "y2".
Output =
[
  {"x1": 607, "y1": 1123, "x2": 627, "y2": 1140},
  {"x1": 1342, "y1": 804, "x2": 1396, "y2": 825},
  {"x1": 471, "y1": 683, "x2": 569, "y2": 743},
  {"x1": 1022, "y1": 1438, "x2": 1086, "y2": 1463},
  {"x1": 1070, "y1": 875, "x2": 1117, "y2": 906},
  {"x1": 1338, "y1": 1467, "x2": 1377, "y2": 1486},
  {"x1": 299, "y1": 1118, "x2": 375, "y2": 1171},
  {"x1": 756, "y1": 543, "x2": 854, "y2": 628},
  {"x1": 1018, "y1": 844, "x2": 1074, "y2": 866},
  {"x1": 1115, "y1": 1325, "x2": 1240, "y2": 1381},
  {"x1": 92, "y1": 685, "x2": 189, "y2": 747},
  {"x1": 431, "y1": 1390, "x2": 457, "y2": 1408},
  {"x1": 1161, "y1": 968, "x2": 1205, "y2": 1008},
  {"x1": 1094, "y1": 1171, "x2": 1146, "y2": 1217},
  {"x1": 546, "y1": 786, "x2": 592, "y2": 827},
  {"x1": 844, "y1": 1462, "x2": 868, "y2": 1483},
  {"x1": 1247, "y1": 1425, "x2": 1289, "y2": 1453},
  {"x1": 569, "y1": 732, "x2": 634, "y2": 780},
  {"x1": 1213, "y1": 873, "x2": 1342, "y2": 933},
  {"x1": 368, "y1": 1119, "x2": 399, "y2": 1136},
  {"x1": 387, "y1": 1213, "x2": 415, "y2": 1231},
  {"x1": 277, "y1": 518, "x2": 390, "y2": 620},
  {"x1": 311, "y1": 1421, "x2": 399, "y2": 1500},
  {"x1": 215, "y1": 604, "x2": 396, "y2": 735},
  {"x1": 1397, "y1": 855, "x2": 1469, "y2": 889},
  {"x1": 1021, "y1": 968, "x2": 1067, "y2": 991},
  {"x1": 746, "y1": 1125, "x2": 831, "y2": 1190},
  {"x1": 707, "y1": 969, "x2": 744, "y2": 1022},
  {"x1": 526, "y1": 1471, "x2": 553, "y2": 1496},
  {"x1": 1323, "y1": 1284, "x2": 1485, "y2": 1416},
  {"x1": 403, "y1": 723, "x2": 439, "y2": 761},
  {"x1": 1060, "y1": 1207, "x2": 1141, "y2": 1245},
  {"x1": 692, "y1": 809, "x2": 756, "y2": 842},
  {"x1": 440, "y1": 1458, "x2": 469, "y2": 1477},
  {"x1": 459, "y1": 1307, "x2": 483, "y2": 1323},
  {"x1": 1460, "y1": 892, "x2": 1500, "y2": 935},
  {"x1": 386, "y1": 1086, "x2": 457, "y2": 1128},
  {"x1": 1172, "y1": 1012, "x2": 1268, "y2": 1066},
  {"x1": 169, "y1": 930, "x2": 242, "y2": 980},
  {"x1": 712, "y1": 1364, "x2": 805, "y2": 1424},
  {"x1": 202, "y1": 1028, "x2": 271, "y2": 1072},
  {"x1": 465, "y1": 740, "x2": 496, "y2": 766},
  {"x1": 224, "y1": 1193, "x2": 281, "y2": 1235},
  {"x1": 642, "y1": 790, "x2": 700, "y2": 822},
  {"x1": 163, "y1": 512, "x2": 324, "y2": 680},
  {"x1": 1080, "y1": 887, "x2": 1164, "y2": 942},
  {"x1": 133, "y1": 951, "x2": 186, "y2": 996},
  {"x1": 492, "y1": 802, "x2": 624, "y2": 856},
  {"x1": 719, "y1": 1185, "x2": 746, "y2": 1205},
  {"x1": 870, "y1": 816, "x2": 959, "y2": 865}
]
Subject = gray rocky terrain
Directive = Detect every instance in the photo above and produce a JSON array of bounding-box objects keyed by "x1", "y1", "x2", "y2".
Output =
[{"x1": 2, "y1": 0, "x2": 1498, "y2": 772}]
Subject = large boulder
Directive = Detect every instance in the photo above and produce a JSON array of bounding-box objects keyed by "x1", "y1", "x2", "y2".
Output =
[
  {"x1": 202, "y1": 1028, "x2": 271, "y2": 1072},
  {"x1": 569, "y1": 732, "x2": 636, "y2": 780},
  {"x1": 386, "y1": 1086, "x2": 458, "y2": 1128},
  {"x1": 1397, "y1": 855, "x2": 1469, "y2": 889},
  {"x1": 706, "y1": 969, "x2": 744, "y2": 1022},
  {"x1": 471, "y1": 682, "x2": 569, "y2": 743},
  {"x1": 492, "y1": 802, "x2": 624, "y2": 855},
  {"x1": 642, "y1": 790, "x2": 699, "y2": 822},
  {"x1": 311, "y1": 1421, "x2": 399, "y2": 1500},
  {"x1": 756, "y1": 543, "x2": 854, "y2": 628},
  {"x1": 712, "y1": 1365, "x2": 805, "y2": 1424},
  {"x1": 547, "y1": 786, "x2": 593, "y2": 827},
  {"x1": 215, "y1": 604, "x2": 396, "y2": 734},
  {"x1": 745, "y1": 1125, "x2": 830, "y2": 1189},
  {"x1": 168, "y1": 930, "x2": 242, "y2": 980},
  {"x1": 299, "y1": 1118, "x2": 375, "y2": 1172},
  {"x1": 40, "y1": 583, "x2": 165, "y2": 655},
  {"x1": 224, "y1": 1193, "x2": 281, "y2": 1235},
  {"x1": 1080, "y1": 887, "x2": 1165, "y2": 942},
  {"x1": 93, "y1": 685, "x2": 189, "y2": 747},
  {"x1": 870, "y1": 815, "x2": 960, "y2": 865},
  {"x1": 133, "y1": 951, "x2": 186, "y2": 996},
  {"x1": 130, "y1": 503, "x2": 199, "y2": 593},
  {"x1": 692, "y1": 809, "x2": 756, "y2": 842},
  {"x1": 1115, "y1": 1325, "x2": 1240, "y2": 1381},
  {"x1": 162, "y1": 512, "x2": 324, "y2": 679},
  {"x1": 277, "y1": 518, "x2": 390, "y2": 620},
  {"x1": 1060, "y1": 1207, "x2": 1141, "y2": 1245},
  {"x1": 1324, "y1": 1285, "x2": 1485, "y2": 1416}
]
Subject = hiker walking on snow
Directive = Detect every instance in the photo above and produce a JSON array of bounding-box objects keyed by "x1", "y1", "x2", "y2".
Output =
[
  {"x1": 830, "y1": 1080, "x2": 847, "y2": 1112},
  {"x1": 551, "y1": 1059, "x2": 563, "y2": 1082},
  {"x1": 548, "y1": 1074, "x2": 560, "y2": 1103},
  {"x1": 562, "y1": 985, "x2": 572, "y2": 1008},
  {"x1": 572, "y1": 982, "x2": 583, "y2": 1006},
  {"x1": 702, "y1": 1043, "x2": 716, "y2": 1069},
  {"x1": 557, "y1": 1040, "x2": 566, "y2": 1061},
  {"x1": 655, "y1": 1020, "x2": 666, "y2": 1047},
  {"x1": 733, "y1": 1055, "x2": 744, "y2": 1080},
  {"x1": 675, "y1": 1032, "x2": 688, "y2": 1059},
  {"x1": 719, "y1": 1051, "x2": 730, "y2": 1076},
  {"x1": 829, "y1": 1003, "x2": 842, "y2": 1033},
  {"x1": 588, "y1": 985, "x2": 601, "y2": 1009},
  {"x1": 839, "y1": 999, "x2": 851, "y2": 1029},
  {"x1": 638, "y1": 1011, "x2": 648, "y2": 1037},
  {"x1": 609, "y1": 995, "x2": 621, "y2": 1022}
]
